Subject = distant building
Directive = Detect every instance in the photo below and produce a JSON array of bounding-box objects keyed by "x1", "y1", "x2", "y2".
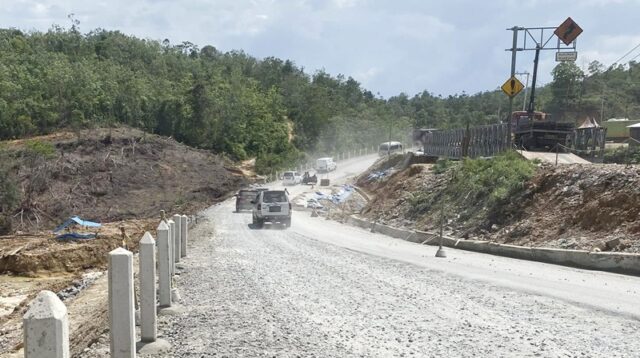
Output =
[
  {"x1": 628, "y1": 123, "x2": 640, "y2": 147},
  {"x1": 602, "y1": 119, "x2": 640, "y2": 142},
  {"x1": 577, "y1": 117, "x2": 600, "y2": 129}
]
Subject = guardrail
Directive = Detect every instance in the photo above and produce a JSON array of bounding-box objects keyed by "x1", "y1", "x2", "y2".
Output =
[{"x1": 416, "y1": 123, "x2": 511, "y2": 159}]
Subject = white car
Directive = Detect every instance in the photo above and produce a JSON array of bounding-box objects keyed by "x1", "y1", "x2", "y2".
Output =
[
  {"x1": 282, "y1": 171, "x2": 302, "y2": 185},
  {"x1": 252, "y1": 190, "x2": 292, "y2": 228},
  {"x1": 315, "y1": 157, "x2": 337, "y2": 173}
]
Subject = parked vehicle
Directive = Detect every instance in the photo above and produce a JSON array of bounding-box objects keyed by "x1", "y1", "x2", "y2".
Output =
[
  {"x1": 315, "y1": 157, "x2": 336, "y2": 173},
  {"x1": 235, "y1": 189, "x2": 258, "y2": 212},
  {"x1": 302, "y1": 171, "x2": 318, "y2": 184},
  {"x1": 378, "y1": 141, "x2": 403, "y2": 156},
  {"x1": 282, "y1": 171, "x2": 302, "y2": 185},
  {"x1": 511, "y1": 111, "x2": 574, "y2": 150},
  {"x1": 252, "y1": 190, "x2": 292, "y2": 228}
]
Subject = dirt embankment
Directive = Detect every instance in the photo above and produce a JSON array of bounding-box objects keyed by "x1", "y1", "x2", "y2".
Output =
[
  {"x1": 2, "y1": 127, "x2": 245, "y2": 233},
  {"x1": 0, "y1": 220, "x2": 156, "y2": 275},
  {"x1": 486, "y1": 164, "x2": 640, "y2": 251},
  {"x1": 0, "y1": 126, "x2": 248, "y2": 355},
  {"x1": 0, "y1": 126, "x2": 246, "y2": 275},
  {"x1": 357, "y1": 155, "x2": 640, "y2": 253}
]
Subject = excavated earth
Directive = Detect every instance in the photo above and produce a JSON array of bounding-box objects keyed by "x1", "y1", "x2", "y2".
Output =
[
  {"x1": 0, "y1": 126, "x2": 247, "y2": 356},
  {"x1": 357, "y1": 155, "x2": 640, "y2": 253}
]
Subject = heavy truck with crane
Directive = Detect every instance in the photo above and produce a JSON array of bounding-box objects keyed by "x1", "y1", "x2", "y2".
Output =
[
  {"x1": 510, "y1": 45, "x2": 575, "y2": 151},
  {"x1": 511, "y1": 110, "x2": 575, "y2": 150}
]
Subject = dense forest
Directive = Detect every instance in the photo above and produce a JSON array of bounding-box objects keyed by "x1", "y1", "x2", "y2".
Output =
[{"x1": 1, "y1": 25, "x2": 639, "y2": 172}]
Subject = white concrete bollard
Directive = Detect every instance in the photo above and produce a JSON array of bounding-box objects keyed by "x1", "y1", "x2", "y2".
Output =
[
  {"x1": 180, "y1": 215, "x2": 188, "y2": 258},
  {"x1": 23, "y1": 290, "x2": 69, "y2": 358},
  {"x1": 167, "y1": 219, "x2": 175, "y2": 276},
  {"x1": 139, "y1": 232, "x2": 157, "y2": 342},
  {"x1": 172, "y1": 214, "x2": 181, "y2": 263},
  {"x1": 157, "y1": 221, "x2": 171, "y2": 308},
  {"x1": 108, "y1": 247, "x2": 135, "y2": 358}
]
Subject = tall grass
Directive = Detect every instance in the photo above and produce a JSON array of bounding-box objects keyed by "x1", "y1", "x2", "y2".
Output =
[{"x1": 409, "y1": 151, "x2": 536, "y2": 221}]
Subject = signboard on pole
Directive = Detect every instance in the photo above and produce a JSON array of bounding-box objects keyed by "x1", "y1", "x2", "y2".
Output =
[
  {"x1": 501, "y1": 76, "x2": 524, "y2": 98},
  {"x1": 555, "y1": 51, "x2": 578, "y2": 62},
  {"x1": 554, "y1": 17, "x2": 583, "y2": 45}
]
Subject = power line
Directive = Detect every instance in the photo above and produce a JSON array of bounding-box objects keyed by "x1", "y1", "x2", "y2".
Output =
[{"x1": 612, "y1": 42, "x2": 640, "y2": 65}]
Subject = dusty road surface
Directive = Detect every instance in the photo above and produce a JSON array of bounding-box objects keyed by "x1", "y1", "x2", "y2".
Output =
[{"x1": 163, "y1": 155, "x2": 640, "y2": 357}]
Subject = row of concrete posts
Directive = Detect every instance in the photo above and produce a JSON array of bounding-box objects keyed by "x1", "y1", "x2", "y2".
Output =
[{"x1": 22, "y1": 213, "x2": 190, "y2": 358}]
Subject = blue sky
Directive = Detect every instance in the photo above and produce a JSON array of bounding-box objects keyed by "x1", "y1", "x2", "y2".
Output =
[{"x1": 1, "y1": 0, "x2": 640, "y2": 97}]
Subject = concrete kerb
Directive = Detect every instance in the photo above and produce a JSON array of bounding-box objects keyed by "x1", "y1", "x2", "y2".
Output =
[
  {"x1": 23, "y1": 290, "x2": 70, "y2": 358},
  {"x1": 346, "y1": 215, "x2": 640, "y2": 276}
]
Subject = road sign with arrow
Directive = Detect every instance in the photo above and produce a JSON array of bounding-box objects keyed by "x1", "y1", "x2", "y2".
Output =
[
  {"x1": 554, "y1": 17, "x2": 583, "y2": 45},
  {"x1": 501, "y1": 76, "x2": 524, "y2": 98}
]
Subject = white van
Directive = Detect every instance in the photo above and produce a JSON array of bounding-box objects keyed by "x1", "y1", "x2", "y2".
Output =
[
  {"x1": 282, "y1": 171, "x2": 302, "y2": 185},
  {"x1": 315, "y1": 157, "x2": 336, "y2": 173},
  {"x1": 378, "y1": 141, "x2": 403, "y2": 156}
]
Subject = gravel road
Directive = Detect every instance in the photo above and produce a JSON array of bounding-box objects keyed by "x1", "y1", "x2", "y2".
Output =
[
  {"x1": 161, "y1": 198, "x2": 640, "y2": 357},
  {"x1": 79, "y1": 155, "x2": 640, "y2": 357}
]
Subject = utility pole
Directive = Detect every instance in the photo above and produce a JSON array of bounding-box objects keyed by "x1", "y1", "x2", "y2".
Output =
[
  {"x1": 507, "y1": 26, "x2": 523, "y2": 122},
  {"x1": 600, "y1": 85, "x2": 606, "y2": 122},
  {"x1": 515, "y1": 71, "x2": 530, "y2": 111},
  {"x1": 435, "y1": 205, "x2": 446, "y2": 258},
  {"x1": 387, "y1": 119, "x2": 392, "y2": 163},
  {"x1": 527, "y1": 46, "x2": 542, "y2": 115}
]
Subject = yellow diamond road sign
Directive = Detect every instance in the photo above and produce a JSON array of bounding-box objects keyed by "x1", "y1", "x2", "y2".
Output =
[{"x1": 501, "y1": 76, "x2": 524, "y2": 98}]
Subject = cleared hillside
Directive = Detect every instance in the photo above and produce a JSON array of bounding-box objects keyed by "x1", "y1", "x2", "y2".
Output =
[{"x1": 0, "y1": 126, "x2": 245, "y2": 235}]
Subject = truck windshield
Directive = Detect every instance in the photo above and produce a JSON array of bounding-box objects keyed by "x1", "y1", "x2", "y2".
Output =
[{"x1": 283, "y1": 172, "x2": 293, "y2": 178}]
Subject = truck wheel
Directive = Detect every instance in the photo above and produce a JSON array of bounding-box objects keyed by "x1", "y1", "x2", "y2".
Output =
[{"x1": 285, "y1": 218, "x2": 292, "y2": 228}]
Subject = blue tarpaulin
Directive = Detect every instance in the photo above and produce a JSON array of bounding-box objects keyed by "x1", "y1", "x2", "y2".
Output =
[
  {"x1": 331, "y1": 185, "x2": 354, "y2": 203},
  {"x1": 55, "y1": 232, "x2": 97, "y2": 240},
  {"x1": 367, "y1": 171, "x2": 388, "y2": 181},
  {"x1": 53, "y1": 216, "x2": 102, "y2": 233},
  {"x1": 313, "y1": 185, "x2": 354, "y2": 204}
]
